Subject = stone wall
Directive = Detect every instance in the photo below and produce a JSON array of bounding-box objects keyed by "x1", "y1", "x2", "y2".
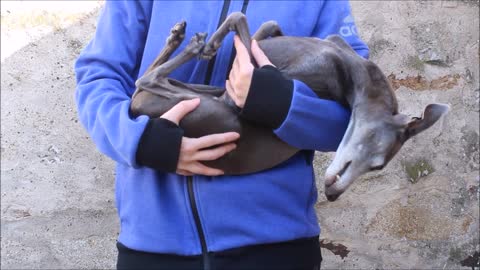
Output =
[
  {"x1": 1, "y1": 1, "x2": 478, "y2": 269},
  {"x1": 315, "y1": 2, "x2": 479, "y2": 269}
]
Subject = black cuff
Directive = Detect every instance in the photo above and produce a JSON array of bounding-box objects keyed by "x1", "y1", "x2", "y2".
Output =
[
  {"x1": 240, "y1": 65, "x2": 294, "y2": 129},
  {"x1": 136, "y1": 118, "x2": 184, "y2": 172}
]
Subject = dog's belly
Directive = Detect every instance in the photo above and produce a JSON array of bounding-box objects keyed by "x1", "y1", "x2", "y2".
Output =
[{"x1": 131, "y1": 83, "x2": 298, "y2": 175}]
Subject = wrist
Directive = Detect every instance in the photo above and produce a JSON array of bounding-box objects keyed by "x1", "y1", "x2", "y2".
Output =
[
  {"x1": 136, "y1": 118, "x2": 184, "y2": 172},
  {"x1": 240, "y1": 65, "x2": 294, "y2": 129}
]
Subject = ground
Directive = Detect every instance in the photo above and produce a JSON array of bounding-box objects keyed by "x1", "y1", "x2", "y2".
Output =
[{"x1": 1, "y1": 1, "x2": 479, "y2": 269}]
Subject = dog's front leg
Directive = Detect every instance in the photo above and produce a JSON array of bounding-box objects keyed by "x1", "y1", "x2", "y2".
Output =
[{"x1": 200, "y1": 12, "x2": 252, "y2": 60}]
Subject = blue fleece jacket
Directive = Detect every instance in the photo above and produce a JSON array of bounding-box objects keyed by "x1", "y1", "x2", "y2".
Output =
[{"x1": 75, "y1": 1, "x2": 368, "y2": 255}]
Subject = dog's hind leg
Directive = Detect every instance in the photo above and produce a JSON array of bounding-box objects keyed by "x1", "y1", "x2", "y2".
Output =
[
  {"x1": 252, "y1": 21, "x2": 283, "y2": 41},
  {"x1": 133, "y1": 21, "x2": 190, "y2": 99},
  {"x1": 136, "y1": 32, "x2": 207, "y2": 93},
  {"x1": 200, "y1": 12, "x2": 252, "y2": 60},
  {"x1": 131, "y1": 32, "x2": 208, "y2": 116},
  {"x1": 144, "y1": 21, "x2": 187, "y2": 75}
]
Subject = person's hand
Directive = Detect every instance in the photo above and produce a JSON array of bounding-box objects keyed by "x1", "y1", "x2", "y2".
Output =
[
  {"x1": 160, "y1": 98, "x2": 240, "y2": 176},
  {"x1": 226, "y1": 36, "x2": 274, "y2": 108}
]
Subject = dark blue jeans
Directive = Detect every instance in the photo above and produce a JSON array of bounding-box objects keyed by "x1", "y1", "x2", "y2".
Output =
[{"x1": 117, "y1": 236, "x2": 322, "y2": 270}]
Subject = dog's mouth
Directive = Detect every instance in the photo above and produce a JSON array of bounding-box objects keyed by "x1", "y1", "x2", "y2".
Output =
[
  {"x1": 335, "y1": 160, "x2": 351, "y2": 182},
  {"x1": 324, "y1": 160, "x2": 353, "y2": 201},
  {"x1": 325, "y1": 160, "x2": 352, "y2": 202}
]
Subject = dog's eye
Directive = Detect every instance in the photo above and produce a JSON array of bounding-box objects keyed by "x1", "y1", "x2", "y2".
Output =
[{"x1": 370, "y1": 165, "x2": 384, "y2": 171}]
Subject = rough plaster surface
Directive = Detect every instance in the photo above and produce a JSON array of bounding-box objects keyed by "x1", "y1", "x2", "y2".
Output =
[{"x1": 1, "y1": 1, "x2": 479, "y2": 269}]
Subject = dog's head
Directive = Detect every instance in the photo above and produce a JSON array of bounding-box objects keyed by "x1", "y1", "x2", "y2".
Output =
[{"x1": 324, "y1": 103, "x2": 449, "y2": 201}]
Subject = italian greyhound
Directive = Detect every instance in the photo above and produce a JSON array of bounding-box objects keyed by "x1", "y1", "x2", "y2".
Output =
[{"x1": 130, "y1": 12, "x2": 449, "y2": 201}]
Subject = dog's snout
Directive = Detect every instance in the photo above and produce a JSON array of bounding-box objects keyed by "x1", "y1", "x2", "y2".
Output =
[
  {"x1": 324, "y1": 175, "x2": 337, "y2": 188},
  {"x1": 338, "y1": 161, "x2": 352, "y2": 177}
]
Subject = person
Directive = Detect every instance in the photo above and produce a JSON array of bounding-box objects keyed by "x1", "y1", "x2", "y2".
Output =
[{"x1": 75, "y1": 1, "x2": 369, "y2": 269}]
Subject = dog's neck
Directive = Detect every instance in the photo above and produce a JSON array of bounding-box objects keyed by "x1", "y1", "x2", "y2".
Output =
[{"x1": 342, "y1": 55, "x2": 398, "y2": 115}]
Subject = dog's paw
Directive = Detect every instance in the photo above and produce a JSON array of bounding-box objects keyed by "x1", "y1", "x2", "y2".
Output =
[
  {"x1": 185, "y1": 32, "x2": 207, "y2": 55},
  {"x1": 199, "y1": 40, "x2": 221, "y2": 60},
  {"x1": 166, "y1": 21, "x2": 186, "y2": 47}
]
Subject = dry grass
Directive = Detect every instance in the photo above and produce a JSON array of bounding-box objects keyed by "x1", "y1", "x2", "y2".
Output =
[{"x1": 0, "y1": 1, "x2": 103, "y2": 31}]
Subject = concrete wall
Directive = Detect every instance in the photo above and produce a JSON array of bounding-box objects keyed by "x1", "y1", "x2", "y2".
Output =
[{"x1": 1, "y1": 1, "x2": 479, "y2": 269}]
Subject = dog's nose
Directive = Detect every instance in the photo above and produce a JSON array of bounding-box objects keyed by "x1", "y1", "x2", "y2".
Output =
[{"x1": 326, "y1": 193, "x2": 340, "y2": 202}]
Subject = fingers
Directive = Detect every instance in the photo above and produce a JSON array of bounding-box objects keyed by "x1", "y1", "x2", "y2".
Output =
[
  {"x1": 251, "y1": 39, "x2": 274, "y2": 68},
  {"x1": 191, "y1": 143, "x2": 237, "y2": 161},
  {"x1": 177, "y1": 132, "x2": 240, "y2": 176},
  {"x1": 188, "y1": 162, "x2": 225, "y2": 176},
  {"x1": 233, "y1": 52, "x2": 240, "y2": 71},
  {"x1": 176, "y1": 169, "x2": 193, "y2": 176},
  {"x1": 233, "y1": 35, "x2": 250, "y2": 65},
  {"x1": 225, "y1": 79, "x2": 236, "y2": 104},
  {"x1": 193, "y1": 132, "x2": 240, "y2": 150},
  {"x1": 227, "y1": 44, "x2": 253, "y2": 108},
  {"x1": 178, "y1": 161, "x2": 224, "y2": 176},
  {"x1": 160, "y1": 98, "x2": 200, "y2": 124},
  {"x1": 229, "y1": 63, "x2": 237, "y2": 83},
  {"x1": 233, "y1": 36, "x2": 273, "y2": 68},
  {"x1": 177, "y1": 163, "x2": 223, "y2": 176}
]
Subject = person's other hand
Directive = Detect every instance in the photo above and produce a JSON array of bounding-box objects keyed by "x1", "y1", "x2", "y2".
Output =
[
  {"x1": 226, "y1": 36, "x2": 274, "y2": 108},
  {"x1": 161, "y1": 98, "x2": 240, "y2": 176}
]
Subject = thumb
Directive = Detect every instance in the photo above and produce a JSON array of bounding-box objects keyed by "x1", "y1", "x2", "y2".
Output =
[
  {"x1": 252, "y1": 39, "x2": 274, "y2": 68},
  {"x1": 160, "y1": 98, "x2": 200, "y2": 125}
]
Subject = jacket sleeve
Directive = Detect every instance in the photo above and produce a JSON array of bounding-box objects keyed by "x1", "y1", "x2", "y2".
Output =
[
  {"x1": 242, "y1": 0, "x2": 368, "y2": 152},
  {"x1": 74, "y1": 1, "x2": 158, "y2": 168}
]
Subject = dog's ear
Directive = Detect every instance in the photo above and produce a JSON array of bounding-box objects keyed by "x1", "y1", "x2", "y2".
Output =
[
  {"x1": 364, "y1": 61, "x2": 391, "y2": 100},
  {"x1": 403, "y1": 103, "x2": 450, "y2": 141},
  {"x1": 365, "y1": 61, "x2": 385, "y2": 82}
]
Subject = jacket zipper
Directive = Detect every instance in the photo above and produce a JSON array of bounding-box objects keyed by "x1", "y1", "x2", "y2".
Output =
[
  {"x1": 192, "y1": 3, "x2": 232, "y2": 268},
  {"x1": 190, "y1": 2, "x2": 248, "y2": 270},
  {"x1": 187, "y1": 176, "x2": 210, "y2": 270}
]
